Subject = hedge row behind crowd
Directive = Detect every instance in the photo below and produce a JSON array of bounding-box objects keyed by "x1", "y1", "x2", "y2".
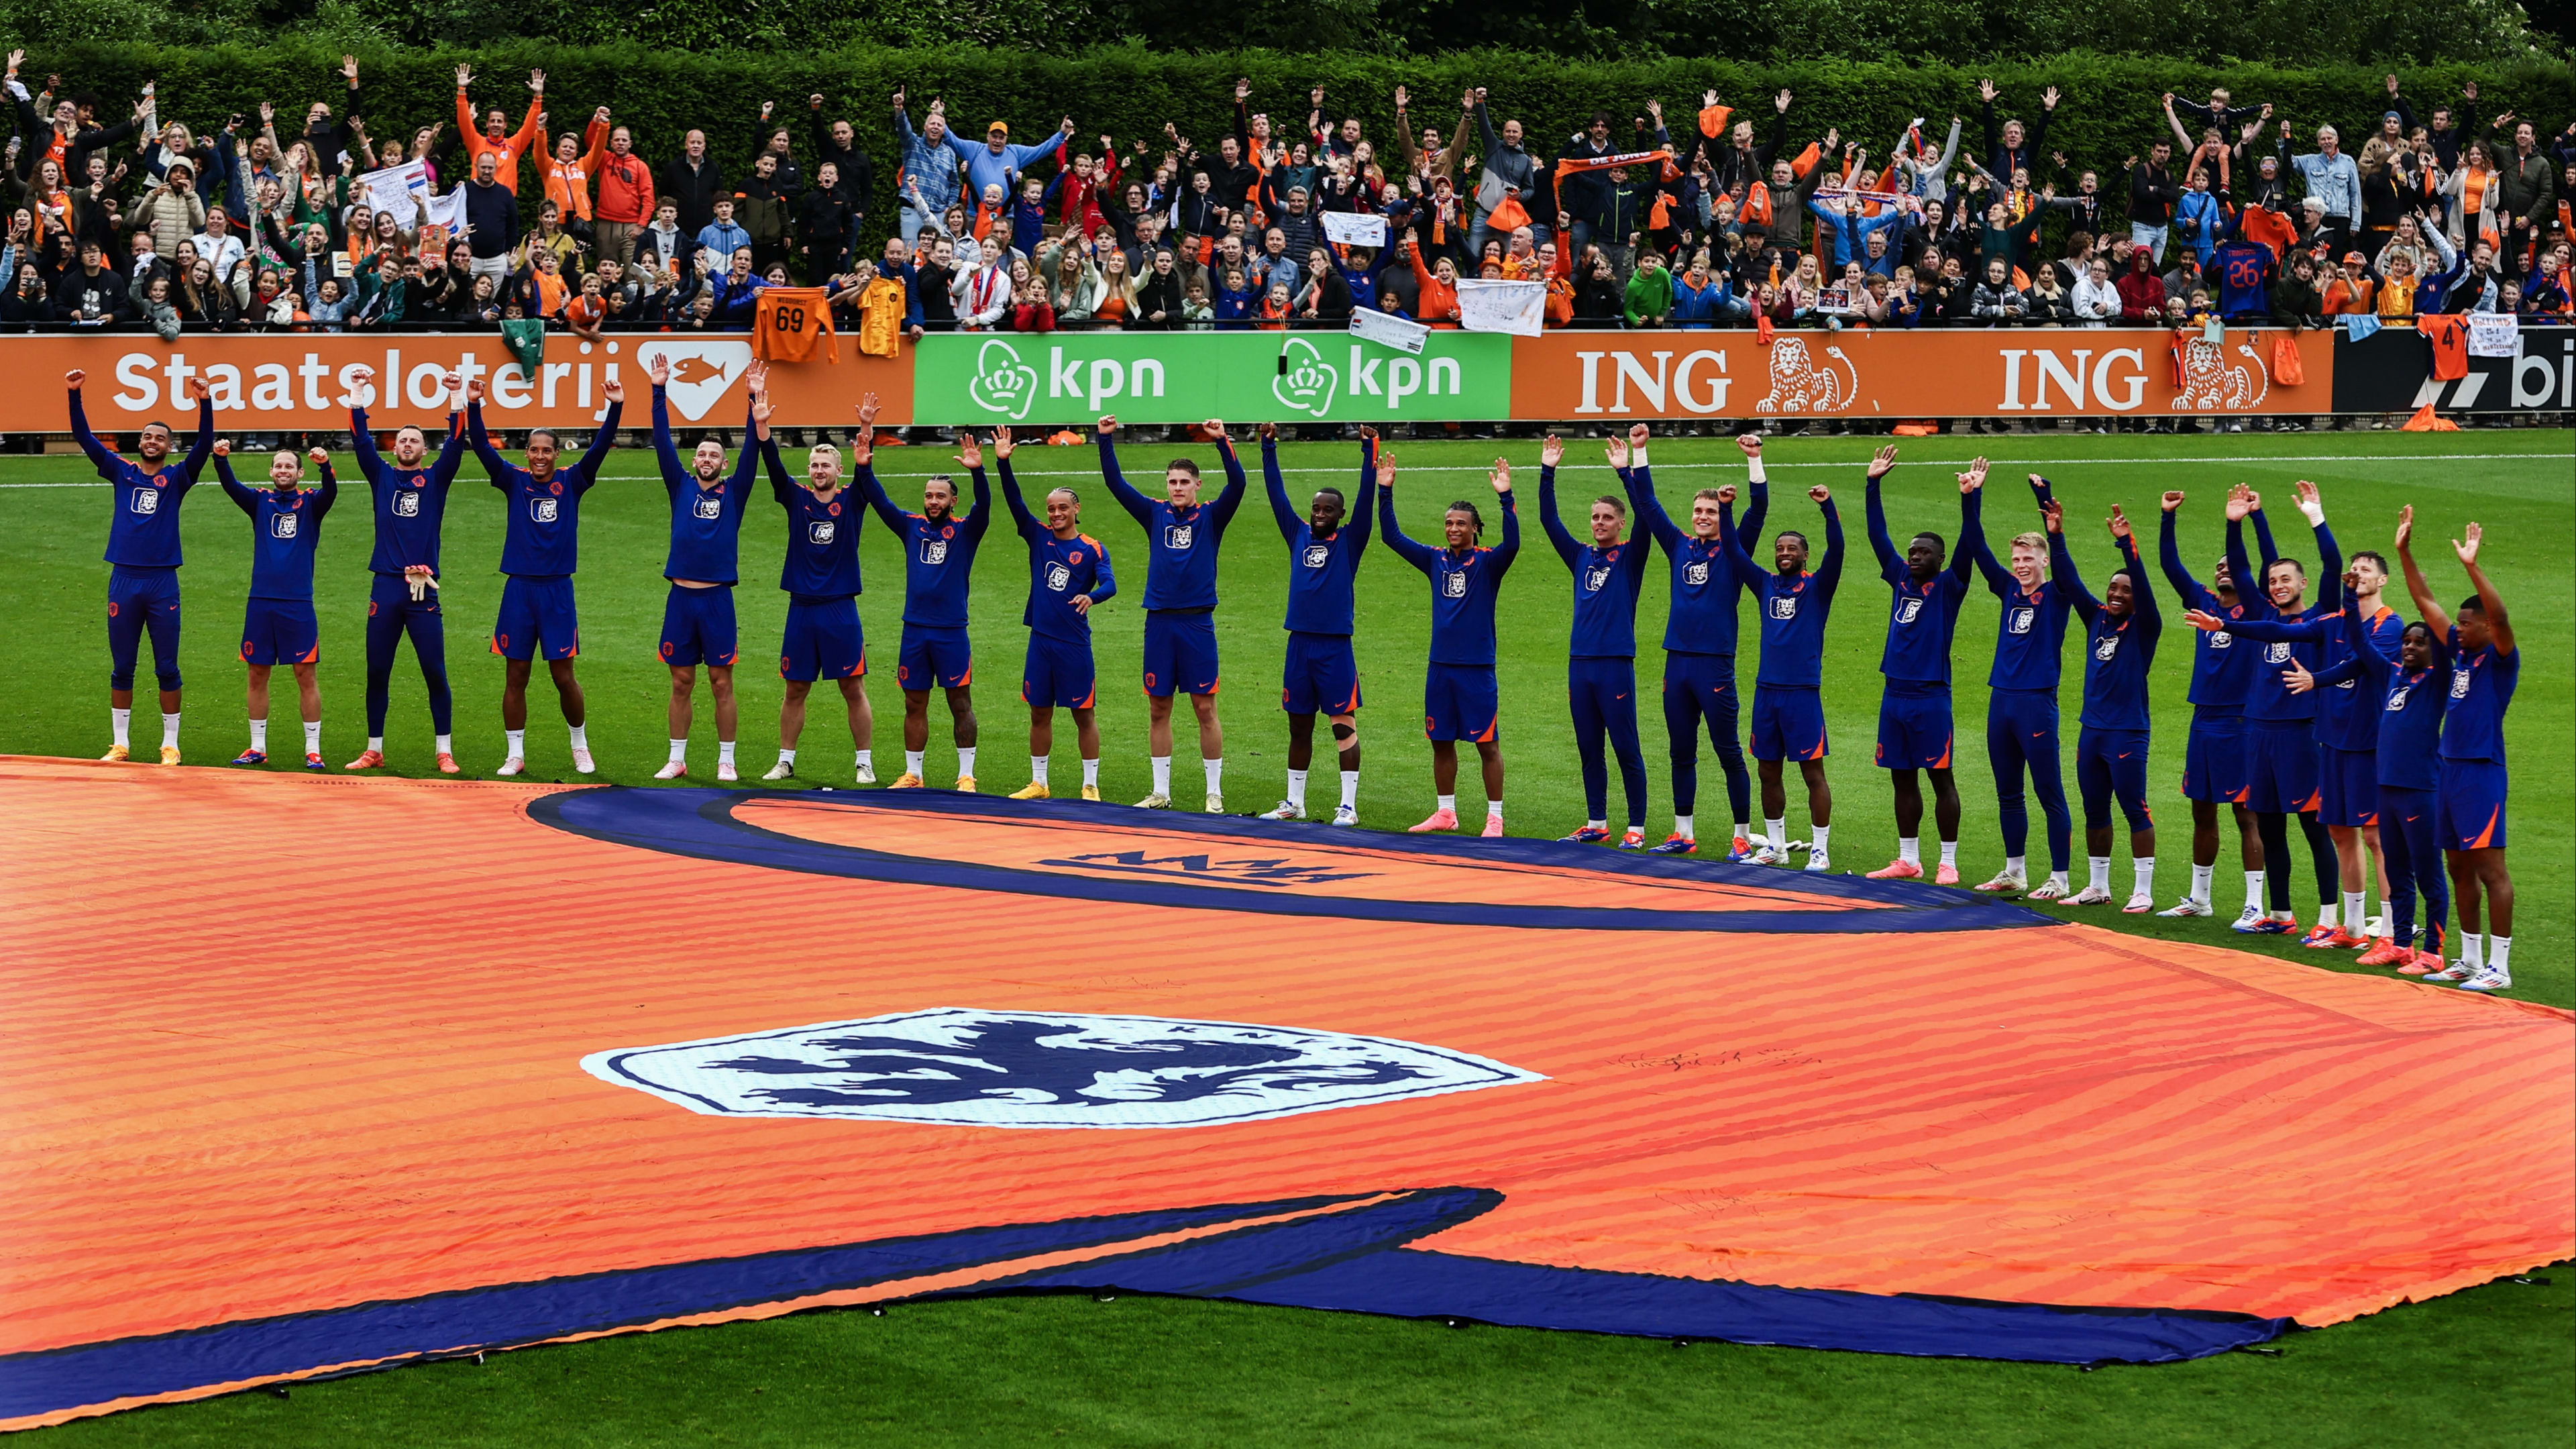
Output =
[{"x1": 7, "y1": 42, "x2": 2574, "y2": 343}]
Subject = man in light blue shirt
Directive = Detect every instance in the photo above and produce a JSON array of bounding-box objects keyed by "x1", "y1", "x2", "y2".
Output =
[
  {"x1": 943, "y1": 114, "x2": 1075, "y2": 206},
  {"x1": 2286, "y1": 121, "x2": 2359, "y2": 258}
]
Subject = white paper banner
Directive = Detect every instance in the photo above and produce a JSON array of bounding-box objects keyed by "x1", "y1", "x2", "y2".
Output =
[
  {"x1": 355, "y1": 161, "x2": 430, "y2": 224},
  {"x1": 2466, "y1": 311, "x2": 2518, "y2": 358},
  {"x1": 1454, "y1": 278, "x2": 1547, "y2": 337},
  {"x1": 1321, "y1": 211, "x2": 1389, "y2": 249},
  {"x1": 1349, "y1": 306, "x2": 1429, "y2": 354}
]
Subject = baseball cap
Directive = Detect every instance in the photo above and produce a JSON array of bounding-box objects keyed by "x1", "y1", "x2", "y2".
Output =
[{"x1": 987, "y1": 121, "x2": 1008, "y2": 138}]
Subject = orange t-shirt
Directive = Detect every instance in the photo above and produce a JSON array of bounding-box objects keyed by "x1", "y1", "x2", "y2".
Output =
[
  {"x1": 754, "y1": 286, "x2": 838, "y2": 364},
  {"x1": 2415, "y1": 315, "x2": 2468, "y2": 380}
]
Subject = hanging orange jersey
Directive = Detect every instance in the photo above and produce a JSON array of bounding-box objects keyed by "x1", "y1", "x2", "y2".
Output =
[
  {"x1": 2414, "y1": 315, "x2": 2467, "y2": 381},
  {"x1": 755, "y1": 286, "x2": 838, "y2": 364}
]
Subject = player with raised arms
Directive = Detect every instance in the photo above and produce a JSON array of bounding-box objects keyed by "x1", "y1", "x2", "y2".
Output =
[
  {"x1": 995, "y1": 425, "x2": 1118, "y2": 801},
  {"x1": 1256, "y1": 421, "x2": 1375, "y2": 825},
  {"x1": 465, "y1": 370, "x2": 625, "y2": 775},
  {"x1": 2397, "y1": 512, "x2": 2518, "y2": 991},
  {"x1": 1095, "y1": 413, "x2": 1248, "y2": 812},
  {"x1": 2224, "y1": 481, "x2": 2344, "y2": 936},
  {"x1": 1860, "y1": 449, "x2": 1984, "y2": 883},
  {"x1": 1716, "y1": 466, "x2": 1843, "y2": 871},
  {"x1": 757, "y1": 398, "x2": 878, "y2": 784},
  {"x1": 2294, "y1": 500, "x2": 2403, "y2": 951},
  {"x1": 862, "y1": 423, "x2": 994, "y2": 792},
  {"x1": 1546, "y1": 429, "x2": 1652, "y2": 847},
  {"x1": 213, "y1": 441, "x2": 338, "y2": 769},
  {"x1": 341, "y1": 367, "x2": 467, "y2": 774},
  {"x1": 2151, "y1": 488, "x2": 2268, "y2": 924},
  {"x1": 2052, "y1": 499, "x2": 2162, "y2": 911},
  {"x1": 67, "y1": 368, "x2": 215, "y2": 765},
  {"x1": 1966, "y1": 474, "x2": 2075, "y2": 899},
  {"x1": 1624, "y1": 430, "x2": 1768, "y2": 856},
  {"x1": 647, "y1": 354, "x2": 771, "y2": 782},
  {"x1": 1379, "y1": 451, "x2": 1519, "y2": 836}
]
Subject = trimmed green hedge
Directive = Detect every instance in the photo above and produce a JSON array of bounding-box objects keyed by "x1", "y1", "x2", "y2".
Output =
[{"x1": 44, "y1": 41, "x2": 2576, "y2": 249}]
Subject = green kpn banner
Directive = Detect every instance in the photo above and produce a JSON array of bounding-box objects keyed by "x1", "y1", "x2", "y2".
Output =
[{"x1": 913, "y1": 331, "x2": 1513, "y2": 425}]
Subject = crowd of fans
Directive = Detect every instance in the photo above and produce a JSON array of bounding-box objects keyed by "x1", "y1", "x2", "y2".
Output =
[{"x1": 4, "y1": 52, "x2": 2571, "y2": 339}]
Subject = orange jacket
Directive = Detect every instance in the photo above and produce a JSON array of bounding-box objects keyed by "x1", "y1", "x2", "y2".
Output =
[
  {"x1": 542, "y1": 119, "x2": 608, "y2": 222},
  {"x1": 458, "y1": 90, "x2": 545, "y2": 194},
  {"x1": 1407, "y1": 237, "x2": 1460, "y2": 325},
  {"x1": 591, "y1": 144, "x2": 655, "y2": 227}
]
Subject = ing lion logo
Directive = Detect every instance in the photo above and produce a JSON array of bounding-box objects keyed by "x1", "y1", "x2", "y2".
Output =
[
  {"x1": 2172, "y1": 335, "x2": 2269, "y2": 411},
  {"x1": 1754, "y1": 337, "x2": 1857, "y2": 414}
]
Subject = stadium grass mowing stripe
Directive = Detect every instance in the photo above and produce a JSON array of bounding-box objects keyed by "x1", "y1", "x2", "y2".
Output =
[{"x1": 5, "y1": 429, "x2": 2568, "y2": 1446}]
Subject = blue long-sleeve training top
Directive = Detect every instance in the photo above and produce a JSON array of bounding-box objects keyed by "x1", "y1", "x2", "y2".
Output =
[
  {"x1": 77, "y1": 388, "x2": 215, "y2": 570},
  {"x1": 861, "y1": 460, "x2": 991, "y2": 628},
  {"x1": 1972, "y1": 475, "x2": 2072, "y2": 694},
  {"x1": 217, "y1": 454, "x2": 337, "y2": 602},
  {"x1": 1720, "y1": 496, "x2": 1843, "y2": 690},
  {"x1": 1000, "y1": 457, "x2": 1116, "y2": 644},
  {"x1": 2225, "y1": 507, "x2": 2342, "y2": 727},
  {"x1": 2155, "y1": 507, "x2": 2263, "y2": 714},
  {"x1": 1541, "y1": 464, "x2": 1652, "y2": 659},
  {"x1": 654, "y1": 388, "x2": 759, "y2": 586},
  {"x1": 353, "y1": 407, "x2": 466, "y2": 578},
  {"x1": 1867, "y1": 477, "x2": 1980, "y2": 686},
  {"x1": 1267, "y1": 433, "x2": 1375, "y2": 637},
  {"x1": 761, "y1": 439, "x2": 864, "y2": 602},
  {"x1": 470, "y1": 398, "x2": 621, "y2": 578},
  {"x1": 1379, "y1": 485, "x2": 1519, "y2": 667},
  {"x1": 2060, "y1": 530, "x2": 2161, "y2": 732},
  {"x1": 1627, "y1": 463, "x2": 1766, "y2": 658},
  {"x1": 1098, "y1": 431, "x2": 1248, "y2": 612}
]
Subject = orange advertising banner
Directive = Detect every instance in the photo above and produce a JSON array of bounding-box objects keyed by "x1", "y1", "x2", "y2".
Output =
[
  {"x1": 0, "y1": 334, "x2": 912, "y2": 432},
  {"x1": 1505, "y1": 327, "x2": 2334, "y2": 420}
]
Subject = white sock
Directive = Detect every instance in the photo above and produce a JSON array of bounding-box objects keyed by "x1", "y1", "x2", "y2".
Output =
[
  {"x1": 2006, "y1": 855, "x2": 2027, "y2": 879},
  {"x1": 1286, "y1": 769, "x2": 1308, "y2": 809},
  {"x1": 250, "y1": 718, "x2": 268, "y2": 752},
  {"x1": 1437, "y1": 793, "x2": 1456, "y2": 814},
  {"x1": 669, "y1": 738, "x2": 689, "y2": 763},
  {"x1": 2088, "y1": 856, "x2": 2112, "y2": 893},
  {"x1": 906, "y1": 749, "x2": 926, "y2": 777},
  {"x1": 2315, "y1": 902, "x2": 2338, "y2": 929},
  {"x1": 2191, "y1": 863, "x2": 2214, "y2": 904},
  {"x1": 568, "y1": 724, "x2": 588, "y2": 751},
  {"x1": 719, "y1": 740, "x2": 735, "y2": 766},
  {"x1": 1587, "y1": 818, "x2": 1608, "y2": 832},
  {"x1": 2046, "y1": 869, "x2": 2070, "y2": 891},
  {"x1": 776, "y1": 747, "x2": 797, "y2": 766},
  {"x1": 2134, "y1": 857, "x2": 2157, "y2": 897},
  {"x1": 2460, "y1": 935, "x2": 2483, "y2": 968},
  {"x1": 1809, "y1": 824, "x2": 1829, "y2": 857},
  {"x1": 1487, "y1": 798, "x2": 1504, "y2": 820},
  {"x1": 1939, "y1": 839, "x2": 1958, "y2": 867},
  {"x1": 1672, "y1": 813, "x2": 1695, "y2": 841},
  {"x1": 1339, "y1": 769, "x2": 1359, "y2": 810},
  {"x1": 2342, "y1": 891, "x2": 2365, "y2": 930},
  {"x1": 1151, "y1": 755, "x2": 1172, "y2": 796},
  {"x1": 506, "y1": 728, "x2": 526, "y2": 758},
  {"x1": 959, "y1": 746, "x2": 977, "y2": 778},
  {"x1": 1766, "y1": 817, "x2": 1786, "y2": 851},
  {"x1": 368, "y1": 735, "x2": 386, "y2": 753},
  {"x1": 1082, "y1": 757, "x2": 1100, "y2": 786},
  {"x1": 1203, "y1": 757, "x2": 1223, "y2": 795},
  {"x1": 303, "y1": 720, "x2": 320, "y2": 755},
  {"x1": 1030, "y1": 755, "x2": 1050, "y2": 785},
  {"x1": 1898, "y1": 836, "x2": 1920, "y2": 865},
  {"x1": 1731, "y1": 820, "x2": 1751, "y2": 844},
  {"x1": 161, "y1": 712, "x2": 181, "y2": 749},
  {"x1": 2489, "y1": 936, "x2": 2511, "y2": 971},
  {"x1": 435, "y1": 733, "x2": 452, "y2": 755},
  {"x1": 111, "y1": 707, "x2": 132, "y2": 747},
  {"x1": 2245, "y1": 871, "x2": 2266, "y2": 910},
  {"x1": 856, "y1": 748, "x2": 873, "y2": 771}
]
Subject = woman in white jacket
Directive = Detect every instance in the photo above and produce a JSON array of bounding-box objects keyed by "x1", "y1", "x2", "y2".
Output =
[
  {"x1": 2069, "y1": 255, "x2": 2121, "y2": 325},
  {"x1": 948, "y1": 236, "x2": 1012, "y2": 331},
  {"x1": 2443, "y1": 138, "x2": 2503, "y2": 254}
]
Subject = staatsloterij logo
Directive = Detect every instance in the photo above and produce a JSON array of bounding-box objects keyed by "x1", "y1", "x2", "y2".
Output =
[
  {"x1": 1274, "y1": 337, "x2": 1339, "y2": 416},
  {"x1": 583, "y1": 1008, "x2": 1542, "y2": 1128},
  {"x1": 633, "y1": 340, "x2": 756, "y2": 422},
  {"x1": 968, "y1": 339, "x2": 1040, "y2": 420}
]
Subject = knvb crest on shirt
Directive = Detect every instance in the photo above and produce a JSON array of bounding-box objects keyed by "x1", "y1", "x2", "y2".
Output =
[
  {"x1": 584, "y1": 1008, "x2": 1543, "y2": 1129},
  {"x1": 129, "y1": 488, "x2": 160, "y2": 515},
  {"x1": 693, "y1": 494, "x2": 724, "y2": 520},
  {"x1": 2450, "y1": 670, "x2": 2472, "y2": 699},
  {"x1": 2007, "y1": 606, "x2": 2035, "y2": 635},
  {"x1": 808, "y1": 520, "x2": 836, "y2": 545},
  {"x1": 1440, "y1": 569, "x2": 1468, "y2": 599},
  {"x1": 1045, "y1": 562, "x2": 1073, "y2": 592},
  {"x1": 1683, "y1": 561, "x2": 1709, "y2": 586},
  {"x1": 1165, "y1": 523, "x2": 1195, "y2": 551},
  {"x1": 2265, "y1": 641, "x2": 2293, "y2": 664},
  {"x1": 2385, "y1": 686, "x2": 2411, "y2": 711},
  {"x1": 1894, "y1": 597, "x2": 1923, "y2": 624},
  {"x1": 531, "y1": 497, "x2": 559, "y2": 524},
  {"x1": 1302, "y1": 543, "x2": 1332, "y2": 569},
  {"x1": 2094, "y1": 634, "x2": 2121, "y2": 660},
  {"x1": 1769, "y1": 594, "x2": 1799, "y2": 620},
  {"x1": 392, "y1": 491, "x2": 421, "y2": 518},
  {"x1": 1585, "y1": 566, "x2": 1613, "y2": 593},
  {"x1": 922, "y1": 537, "x2": 949, "y2": 566},
  {"x1": 2206, "y1": 629, "x2": 2233, "y2": 649},
  {"x1": 269, "y1": 513, "x2": 299, "y2": 539}
]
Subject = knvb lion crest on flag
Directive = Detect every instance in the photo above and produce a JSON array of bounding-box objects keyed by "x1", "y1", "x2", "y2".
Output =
[{"x1": 2, "y1": 764, "x2": 2567, "y2": 1434}]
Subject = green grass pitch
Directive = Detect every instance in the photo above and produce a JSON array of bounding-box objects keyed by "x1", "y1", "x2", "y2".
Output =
[{"x1": 6, "y1": 425, "x2": 2569, "y2": 1447}]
